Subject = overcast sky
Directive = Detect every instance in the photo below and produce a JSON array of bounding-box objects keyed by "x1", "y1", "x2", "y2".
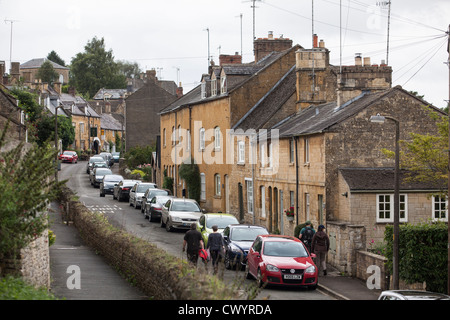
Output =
[{"x1": 1, "y1": 0, "x2": 449, "y2": 109}]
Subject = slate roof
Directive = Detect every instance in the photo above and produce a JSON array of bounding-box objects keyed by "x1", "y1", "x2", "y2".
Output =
[
  {"x1": 20, "y1": 58, "x2": 69, "y2": 70},
  {"x1": 101, "y1": 113, "x2": 123, "y2": 131},
  {"x1": 232, "y1": 65, "x2": 296, "y2": 131},
  {"x1": 339, "y1": 167, "x2": 447, "y2": 192},
  {"x1": 93, "y1": 89, "x2": 128, "y2": 100},
  {"x1": 159, "y1": 47, "x2": 298, "y2": 115}
]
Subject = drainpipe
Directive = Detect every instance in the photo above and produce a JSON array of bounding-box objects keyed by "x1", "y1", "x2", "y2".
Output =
[{"x1": 295, "y1": 136, "x2": 299, "y2": 226}]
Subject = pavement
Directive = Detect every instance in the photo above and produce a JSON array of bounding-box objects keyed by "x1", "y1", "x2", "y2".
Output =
[{"x1": 317, "y1": 266, "x2": 382, "y2": 300}]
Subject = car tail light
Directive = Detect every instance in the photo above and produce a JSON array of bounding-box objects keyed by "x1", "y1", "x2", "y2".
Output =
[
  {"x1": 154, "y1": 207, "x2": 162, "y2": 211},
  {"x1": 122, "y1": 187, "x2": 130, "y2": 191}
]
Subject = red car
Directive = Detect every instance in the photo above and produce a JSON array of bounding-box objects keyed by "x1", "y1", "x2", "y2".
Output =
[
  {"x1": 245, "y1": 234, "x2": 318, "y2": 289},
  {"x1": 59, "y1": 151, "x2": 78, "y2": 163}
]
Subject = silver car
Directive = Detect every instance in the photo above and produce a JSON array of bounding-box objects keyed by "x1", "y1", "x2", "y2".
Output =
[
  {"x1": 160, "y1": 198, "x2": 203, "y2": 232},
  {"x1": 91, "y1": 168, "x2": 112, "y2": 187},
  {"x1": 378, "y1": 290, "x2": 450, "y2": 300},
  {"x1": 129, "y1": 182, "x2": 157, "y2": 209}
]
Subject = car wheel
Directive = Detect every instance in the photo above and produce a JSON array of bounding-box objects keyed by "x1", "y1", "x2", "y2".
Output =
[
  {"x1": 165, "y1": 219, "x2": 173, "y2": 232},
  {"x1": 256, "y1": 269, "x2": 265, "y2": 288},
  {"x1": 224, "y1": 252, "x2": 233, "y2": 270},
  {"x1": 244, "y1": 265, "x2": 253, "y2": 280}
]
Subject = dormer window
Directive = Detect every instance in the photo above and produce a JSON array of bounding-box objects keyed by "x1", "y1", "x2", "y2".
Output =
[
  {"x1": 201, "y1": 80, "x2": 206, "y2": 99},
  {"x1": 220, "y1": 74, "x2": 227, "y2": 94},
  {"x1": 211, "y1": 78, "x2": 217, "y2": 96}
]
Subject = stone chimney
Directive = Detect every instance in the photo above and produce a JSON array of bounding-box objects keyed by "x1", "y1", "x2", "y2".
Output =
[
  {"x1": 0, "y1": 61, "x2": 5, "y2": 85},
  {"x1": 219, "y1": 53, "x2": 242, "y2": 65},
  {"x1": 254, "y1": 31, "x2": 293, "y2": 62},
  {"x1": 176, "y1": 82, "x2": 183, "y2": 98},
  {"x1": 10, "y1": 62, "x2": 20, "y2": 84},
  {"x1": 146, "y1": 69, "x2": 157, "y2": 84}
]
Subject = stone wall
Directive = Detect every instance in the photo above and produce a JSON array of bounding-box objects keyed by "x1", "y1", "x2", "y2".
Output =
[{"x1": 0, "y1": 229, "x2": 50, "y2": 289}]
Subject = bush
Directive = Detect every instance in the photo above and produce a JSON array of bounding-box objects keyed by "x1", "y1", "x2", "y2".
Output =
[
  {"x1": 0, "y1": 276, "x2": 59, "y2": 300},
  {"x1": 124, "y1": 145, "x2": 154, "y2": 169},
  {"x1": 384, "y1": 221, "x2": 448, "y2": 294},
  {"x1": 178, "y1": 160, "x2": 201, "y2": 202}
]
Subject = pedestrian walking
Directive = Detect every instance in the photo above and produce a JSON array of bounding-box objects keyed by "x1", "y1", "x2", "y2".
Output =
[
  {"x1": 183, "y1": 223, "x2": 204, "y2": 266},
  {"x1": 206, "y1": 225, "x2": 225, "y2": 275},
  {"x1": 311, "y1": 224, "x2": 330, "y2": 276},
  {"x1": 299, "y1": 221, "x2": 315, "y2": 254}
]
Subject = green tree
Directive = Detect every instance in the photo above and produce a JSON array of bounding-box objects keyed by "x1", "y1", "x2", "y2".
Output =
[
  {"x1": 37, "y1": 115, "x2": 75, "y2": 150},
  {"x1": 179, "y1": 158, "x2": 201, "y2": 202},
  {"x1": 117, "y1": 60, "x2": 141, "y2": 79},
  {"x1": 36, "y1": 61, "x2": 59, "y2": 85},
  {"x1": 47, "y1": 50, "x2": 66, "y2": 67},
  {"x1": 0, "y1": 122, "x2": 63, "y2": 262},
  {"x1": 70, "y1": 37, "x2": 127, "y2": 98},
  {"x1": 383, "y1": 108, "x2": 448, "y2": 191}
]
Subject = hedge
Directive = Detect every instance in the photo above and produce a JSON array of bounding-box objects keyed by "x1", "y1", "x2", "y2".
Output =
[
  {"x1": 384, "y1": 221, "x2": 448, "y2": 294},
  {"x1": 58, "y1": 186, "x2": 244, "y2": 300}
]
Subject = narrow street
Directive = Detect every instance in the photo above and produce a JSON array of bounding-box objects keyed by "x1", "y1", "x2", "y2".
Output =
[{"x1": 58, "y1": 161, "x2": 333, "y2": 300}]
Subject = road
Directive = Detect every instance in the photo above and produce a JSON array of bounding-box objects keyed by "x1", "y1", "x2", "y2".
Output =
[{"x1": 59, "y1": 161, "x2": 333, "y2": 300}]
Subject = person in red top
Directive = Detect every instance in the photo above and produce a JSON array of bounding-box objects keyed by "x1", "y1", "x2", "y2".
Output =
[{"x1": 311, "y1": 225, "x2": 330, "y2": 276}]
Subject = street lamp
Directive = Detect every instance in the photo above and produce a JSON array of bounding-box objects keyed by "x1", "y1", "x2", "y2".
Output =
[{"x1": 370, "y1": 113, "x2": 400, "y2": 290}]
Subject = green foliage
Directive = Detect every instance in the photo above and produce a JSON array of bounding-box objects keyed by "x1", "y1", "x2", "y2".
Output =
[
  {"x1": 384, "y1": 221, "x2": 448, "y2": 293},
  {"x1": 124, "y1": 145, "x2": 154, "y2": 169},
  {"x1": 163, "y1": 176, "x2": 174, "y2": 193},
  {"x1": 36, "y1": 61, "x2": 59, "y2": 84},
  {"x1": 382, "y1": 107, "x2": 448, "y2": 191},
  {"x1": 0, "y1": 276, "x2": 59, "y2": 300},
  {"x1": 178, "y1": 159, "x2": 201, "y2": 202},
  {"x1": 9, "y1": 88, "x2": 43, "y2": 123},
  {"x1": 47, "y1": 50, "x2": 66, "y2": 67},
  {"x1": 0, "y1": 122, "x2": 64, "y2": 259},
  {"x1": 70, "y1": 37, "x2": 127, "y2": 98},
  {"x1": 36, "y1": 115, "x2": 75, "y2": 150}
]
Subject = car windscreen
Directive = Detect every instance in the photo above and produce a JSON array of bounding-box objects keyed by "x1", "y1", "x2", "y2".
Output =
[
  {"x1": 63, "y1": 151, "x2": 75, "y2": 155},
  {"x1": 263, "y1": 241, "x2": 308, "y2": 258},
  {"x1": 104, "y1": 175, "x2": 123, "y2": 182},
  {"x1": 96, "y1": 169, "x2": 112, "y2": 175},
  {"x1": 206, "y1": 216, "x2": 239, "y2": 229},
  {"x1": 171, "y1": 202, "x2": 201, "y2": 212},
  {"x1": 137, "y1": 184, "x2": 155, "y2": 192},
  {"x1": 90, "y1": 157, "x2": 104, "y2": 163},
  {"x1": 231, "y1": 228, "x2": 269, "y2": 241}
]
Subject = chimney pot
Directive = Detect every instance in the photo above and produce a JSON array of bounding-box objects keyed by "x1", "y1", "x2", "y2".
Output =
[
  {"x1": 313, "y1": 34, "x2": 318, "y2": 48},
  {"x1": 363, "y1": 57, "x2": 371, "y2": 66},
  {"x1": 268, "y1": 31, "x2": 274, "y2": 39}
]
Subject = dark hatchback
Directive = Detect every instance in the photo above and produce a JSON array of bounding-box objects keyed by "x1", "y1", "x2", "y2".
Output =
[
  {"x1": 113, "y1": 179, "x2": 140, "y2": 201},
  {"x1": 223, "y1": 224, "x2": 269, "y2": 270},
  {"x1": 100, "y1": 174, "x2": 123, "y2": 197}
]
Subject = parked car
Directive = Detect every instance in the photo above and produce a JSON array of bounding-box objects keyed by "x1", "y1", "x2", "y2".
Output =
[
  {"x1": 113, "y1": 179, "x2": 140, "y2": 201},
  {"x1": 378, "y1": 290, "x2": 450, "y2": 300},
  {"x1": 146, "y1": 195, "x2": 174, "y2": 222},
  {"x1": 100, "y1": 174, "x2": 124, "y2": 197},
  {"x1": 223, "y1": 224, "x2": 269, "y2": 270},
  {"x1": 59, "y1": 150, "x2": 78, "y2": 163},
  {"x1": 160, "y1": 198, "x2": 203, "y2": 232},
  {"x1": 91, "y1": 168, "x2": 112, "y2": 187},
  {"x1": 246, "y1": 234, "x2": 318, "y2": 289},
  {"x1": 99, "y1": 152, "x2": 114, "y2": 167},
  {"x1": 112, "y1": 152, "x2": 120, "y2": 163},
  {"x1": 142, "y1": 188, "x2": 171, "y2": 215},
  {"x1": 197, "y1": 213, "x2": 239, "y2": 245},
  {"x1": 86, "y1": 156, "x2": 105, "y2": 174},
  {"x1": 89, "y1": 162, "x2": 108, "y2": 181},
  {"x1": 129, "y1": 182, "x2": 157, "y2": 209}
]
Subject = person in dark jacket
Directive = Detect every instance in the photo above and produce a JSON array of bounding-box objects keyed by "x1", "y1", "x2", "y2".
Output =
[
  {"x1": 207, "y1": 225, "x2": 225, "y2": 275},
  {"x1": 183, "y1": 223, "x2": 204, "y2": 266},
  {"x1": 311, "y1": 225, "x2": 330, "y2": 276}
]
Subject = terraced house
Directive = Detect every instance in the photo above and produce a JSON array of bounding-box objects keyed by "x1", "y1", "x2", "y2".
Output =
[{"x1": 159, "y1": 32, "x2": 299, "y2": 212}]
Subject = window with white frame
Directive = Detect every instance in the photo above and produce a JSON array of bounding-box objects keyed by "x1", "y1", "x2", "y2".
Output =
[
  {"x1": 214, "y1": 174, "x2": 221, "y2": 196},
  {"x1": 260, "y1": 142, "x2": 266, "y2": 167},
  {"x1": 200, "y1": 173, "x2": 206, "y2": 200},
  {"x1": 238, "y1": 141, "x2": 245, "y2": 164},
  {"x1": 186, "y1": 129, "x2": 191, "y2": 151},
  {"x1": 246, "y1": 178, "x2": 253, "y2": 214},
  {"x1": 268, "y1": 142, "x2": 273, "y2": 168},
  {"x1": 220, "y1": 75, "x2": 227, "y2": 94},
  {"x1": 376, "y1": 194, "x2": 408, "y2": 223},
  {"x1": 432, "y1": 195, "x2": 448, "y2": 221},
  {"x1": 201, "y1": 81, "x2": 206, "y2": 99},
  {"x1": 211, "y1": 78, "x2": 217, "y2": 96},
  {"x1": 304, "y1": 138, "x2": 310, "y2": 164},
  {"x1": 199, "y1": 127, "x2": 205, "y2": 150},
  {"x1": 214, "y1": 126, "x2": 221, "y2": 150},
  {"x1": 163, "y1": 128, "x2": 166, "y2": 147},
  {"x1": 289, "y1": 139, "x2": 295, "y2": 163}
]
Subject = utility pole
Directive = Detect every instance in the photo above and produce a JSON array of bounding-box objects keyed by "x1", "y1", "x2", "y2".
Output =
[
  {"x1": 4, "y1": 19, "x2": 19, "y2": 71},
  {"x1": 447, "y1": 23, "x2": 450, "y2": 296}
]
